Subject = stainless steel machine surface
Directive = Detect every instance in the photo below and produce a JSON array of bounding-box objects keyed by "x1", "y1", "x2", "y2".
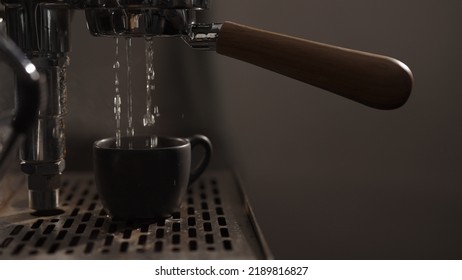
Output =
[{"x1": 0, "y1": 171, "x2": 270, "y2": 259}]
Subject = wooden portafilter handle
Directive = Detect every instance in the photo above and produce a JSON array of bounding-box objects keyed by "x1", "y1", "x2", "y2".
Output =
[{"x1": 216, "y1": 22, "x2": 413, "y2": 110}]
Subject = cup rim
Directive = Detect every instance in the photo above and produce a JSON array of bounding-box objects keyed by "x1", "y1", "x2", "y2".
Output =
[{"x1": 93, "y1": 135, "x2": 189, "y2": 150}]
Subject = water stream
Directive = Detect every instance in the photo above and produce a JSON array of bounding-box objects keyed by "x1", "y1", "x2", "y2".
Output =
[
  {"x1": 113, "y1": 38, "x2": 122, "y2": 148},
  {"x1": 113, "y1": 37, "x2": 160, "y2": 149},
  {"x1": 125, "y1": 37, "x2": 134, "y2": 141}
]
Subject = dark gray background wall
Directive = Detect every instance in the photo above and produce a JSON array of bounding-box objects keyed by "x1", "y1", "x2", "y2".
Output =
[{"x1": 65, "y1": 0, "x2": 462, "y2": 259}]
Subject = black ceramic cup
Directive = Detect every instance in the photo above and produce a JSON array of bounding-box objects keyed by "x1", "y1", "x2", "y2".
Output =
[{"x1": 93, "y1": 135, "x2": 212, "y2": 220}]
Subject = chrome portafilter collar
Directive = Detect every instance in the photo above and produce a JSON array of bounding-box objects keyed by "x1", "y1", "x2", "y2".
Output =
[{"x1": 83, "y1": 0, "x2": 209, "y2": 37}]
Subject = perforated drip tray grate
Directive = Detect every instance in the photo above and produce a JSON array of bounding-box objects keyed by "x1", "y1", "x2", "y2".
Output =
[{"x1": 0, "y1": 170, "x2": 271, "y2": 259}]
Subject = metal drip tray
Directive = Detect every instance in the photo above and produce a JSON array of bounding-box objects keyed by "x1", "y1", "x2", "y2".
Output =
[{"x1": 0, "y1": 170, "x2": 271, "y2": 259}]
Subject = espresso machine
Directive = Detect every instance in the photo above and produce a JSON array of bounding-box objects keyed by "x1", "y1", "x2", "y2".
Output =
[{"x1": 0, "y1": 0, "x2": 412, "y2": 259}]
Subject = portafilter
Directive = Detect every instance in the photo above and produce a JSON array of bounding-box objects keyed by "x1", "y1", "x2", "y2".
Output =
[{"x1": 84, "y1": 0, "x2": 413, "y2": 110}]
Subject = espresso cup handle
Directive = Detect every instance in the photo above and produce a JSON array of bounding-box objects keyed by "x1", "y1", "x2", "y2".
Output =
[{"x1": 188, "y1": 135, "x2": 213, "y2": 184}]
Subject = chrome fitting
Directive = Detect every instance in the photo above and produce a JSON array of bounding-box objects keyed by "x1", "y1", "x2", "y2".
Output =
[
  {"x1": 185, "y1": 23, "x2": 222, "y2": 50},
  {"x1": 22, "y1": 161, "x2": 64, "y2": 210}
]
